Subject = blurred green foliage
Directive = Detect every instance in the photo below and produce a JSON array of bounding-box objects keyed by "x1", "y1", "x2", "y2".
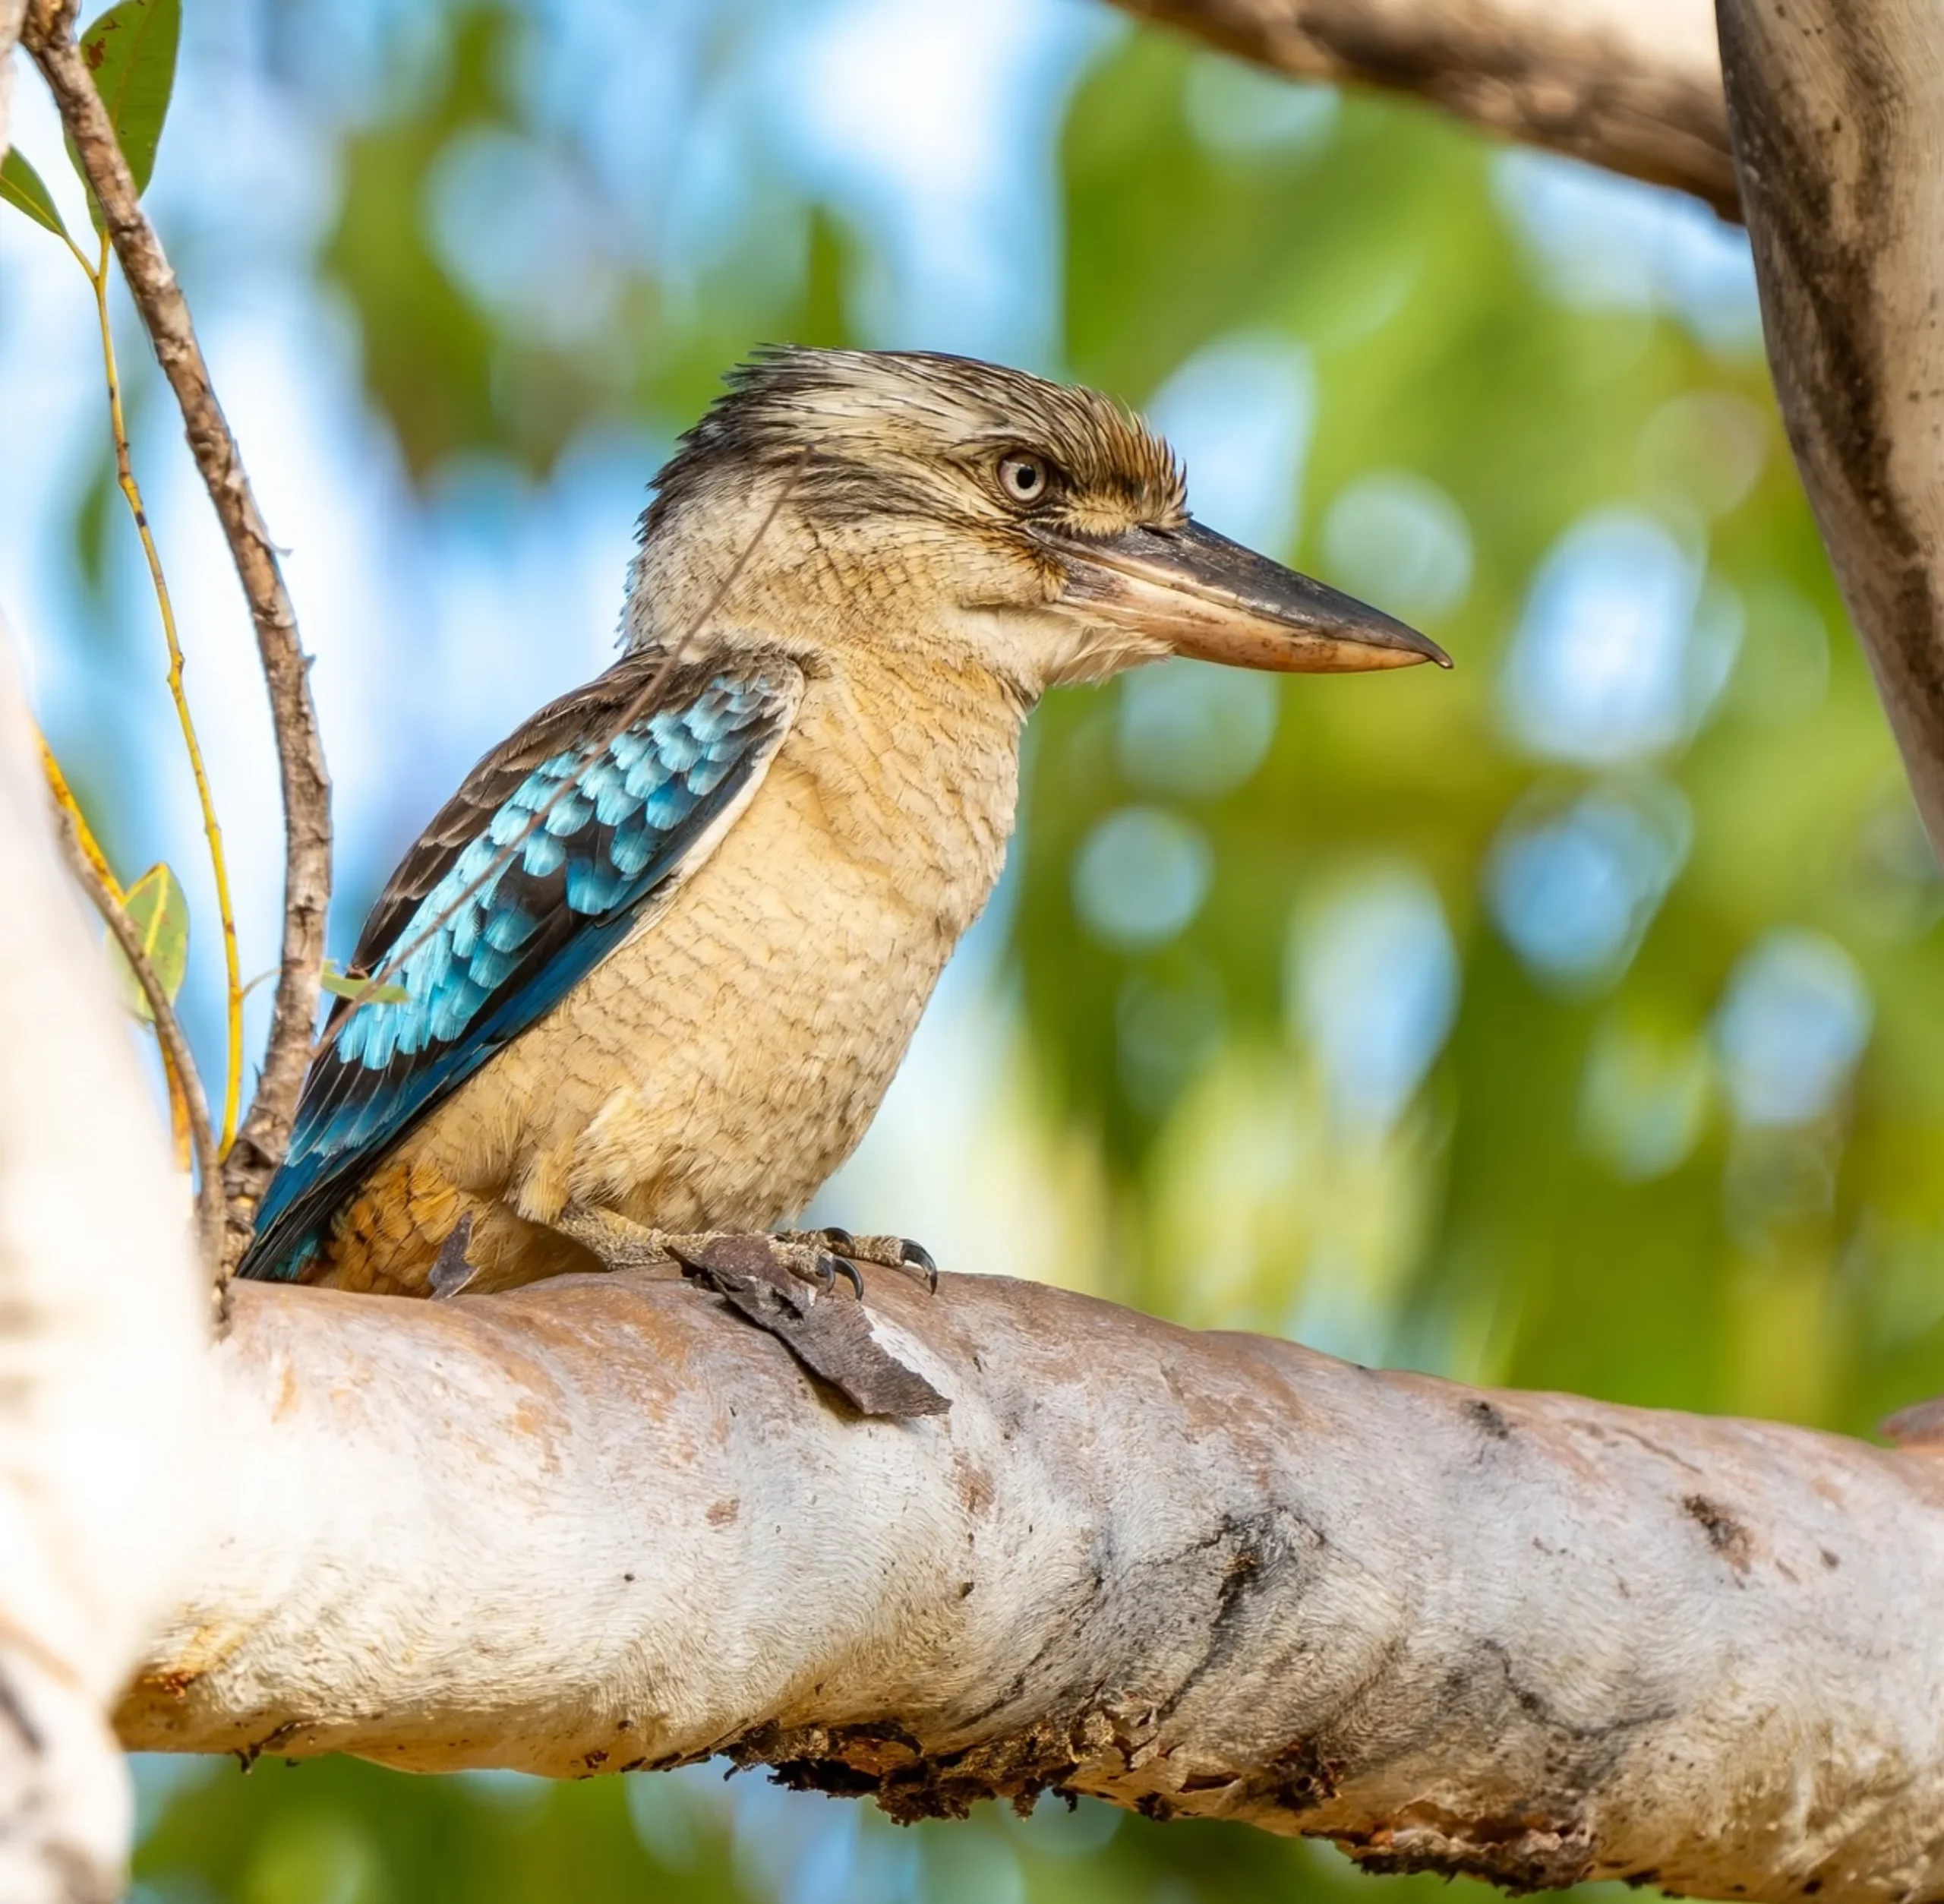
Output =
[
  {"x1": 1036, "y1": 30, "x2": 1944, "y2": 1444},
  {"x1": 136, "y1": 1754, "x2": 1489, "y2": 1904},
  {"x1": 311, "y1": 0, "x2": 861, "y2": 474},
  {"x1": 12, "y1": 0, "x2": 1931, "y2": 1897}
]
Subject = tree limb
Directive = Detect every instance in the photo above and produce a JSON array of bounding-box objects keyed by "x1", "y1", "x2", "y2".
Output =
[
  {"x1": 1716, "y1": 0, "x2": 1944, "y2": 862},
  {"x1": 0, "y1": 624, "x2": 210, "y2": 1904},
  {"x1": 1110, "y1": 0, "x2": 1735, "y2": 218},
  {"x1": 20, "y1": 7, "x2": 332, "y2": 1276},
  {"x1": 120, "y1": 1268, "x2": 1944, "y2": 1902}
]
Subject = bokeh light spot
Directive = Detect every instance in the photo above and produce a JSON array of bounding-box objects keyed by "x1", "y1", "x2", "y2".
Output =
[
  {"x1": 1580, "y1": 1012, "x2": 1715, "y2": 1179},
  {"x1": 1286, "y1": 865, "x2": 1458, "y2": 1132},
  {"x1": 425, "y1": 129, "x2": 620, "y2": 346},
  {"x1": 1118, "y1": 658, "x2": 1278, "y2": 798},
  {"x1": 1636, "y1": 390, "x2": 1769, "y2": 519},
  {"x1": 1488, "y1": 781, "x2": 1691, "y2": 988},
  {"x1": 1493, "y1": 150, "x2": 1763, "y2": 355},
  {"x1": 1503, "y1": 510, "x2": 1739, "y2": 765},
  {"x1": 1320, "y1": 470, "x2": 1473, "y2": 623},
  {"x1": 1073, "y1": 807, "x2": 1213, "y2": 949},
  {"x1": 1147, "y1": 333, "x2": 1316, "y2": 554},
  {"x1": 1715, "y1": 929, "x2": 1872, "y2": 1126},
  {"x1": 1184, "y1": 55, "x2": 1340, "y2": 159}
]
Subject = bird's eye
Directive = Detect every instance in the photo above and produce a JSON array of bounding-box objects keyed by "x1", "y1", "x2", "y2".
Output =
[{"x1": 998, "y1": 453, "x2": 1052, "y2": 505}]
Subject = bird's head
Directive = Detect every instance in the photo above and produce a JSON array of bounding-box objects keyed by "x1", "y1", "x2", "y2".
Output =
[{"x1": 629, "y1": 346, "x2": 1447, "y2": 696}]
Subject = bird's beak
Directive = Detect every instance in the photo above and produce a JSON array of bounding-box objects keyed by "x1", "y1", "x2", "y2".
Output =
[{"x1": 1042, "y1": 517, "x2": 1450, "y2": 673}]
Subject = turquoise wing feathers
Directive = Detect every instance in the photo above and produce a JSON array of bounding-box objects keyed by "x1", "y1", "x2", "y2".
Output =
[{"x1": 237, "y1": 648, "x2": 803, "y2": 1282}]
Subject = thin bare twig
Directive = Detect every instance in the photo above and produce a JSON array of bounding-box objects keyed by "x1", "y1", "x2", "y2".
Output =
[
  {"x1": 88, "y1": 228, "x2": 246, "y2": 1157},
  {"x1": 314, "y1": 450, "x2": 812, "y2": 1055},
  {"x1": 24, "y1": 10, "x2": 331, "y2": 1279},
  {"x1": 47, "y1": 797, "x2": 222, "y2": 1277}
]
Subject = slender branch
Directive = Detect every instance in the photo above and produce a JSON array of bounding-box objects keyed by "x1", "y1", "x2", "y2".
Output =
[
  {"x1": 89, "y1": 229, "x2": 245, "y2": 1157},
  {"x1": 37, "y1": 733, "x2": 194, "y2": 1169},
  {"x1": 122, "y1": 1270, "x2": 1944, "y2": 1902},
  {"x1": 36, "y1": 735, "x2": 116, "y2": 899},
  {"x1": 1111, "y1": 0, "x2": 1734, "y2": 218},
  {"x1": 46, "y1": 800, "x2": 220, "y2": 1276},
  {"x1": 21, "y1": 9, "x2": 332, "y2": 1277}
]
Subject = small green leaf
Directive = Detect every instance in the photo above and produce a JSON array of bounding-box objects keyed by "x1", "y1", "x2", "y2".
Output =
[
  {"x1": 320, "y1": 967, "x2": 411, "y2": 1006},
  {"x1": 108, "y1": 862, "x2": 190, "y2": 1021},
  {"x1": 67, "y1": 0, "x2": 181, "y2": 231},
  {"x1": 0, "y1": 150, "x2": 74, "y2": 242}
]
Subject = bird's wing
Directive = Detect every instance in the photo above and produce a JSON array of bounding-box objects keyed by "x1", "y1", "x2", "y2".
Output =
[{"x1": 238, "y1": 647, "x2": 806, "y2": 1281}]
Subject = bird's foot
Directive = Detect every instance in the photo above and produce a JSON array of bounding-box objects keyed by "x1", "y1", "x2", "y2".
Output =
[
  {"x1": 776, "y1": 1227, "x2": 939, "y2": 1294},
  {"x1": 553, "y1": 1207, "x2": 872, "y2": 1298},
  {"x1": 547, "y1": 1207, "x2": 948, "y2": 1418}
]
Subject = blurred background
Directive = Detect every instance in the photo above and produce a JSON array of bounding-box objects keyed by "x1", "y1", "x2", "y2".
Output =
[{"x1": 4, "y1": 0, "x2": 1938, "y2": 1898}]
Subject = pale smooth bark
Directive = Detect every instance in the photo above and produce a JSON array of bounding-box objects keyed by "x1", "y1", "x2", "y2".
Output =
[
  {"x1": 1718, "y1": 0, "x2": 1944, "y2": 863},
  {"x1": 1110, "y1": 0, "x2": 1734, "y2": 216},
  {"x1": 122, "y1": 1268, "x2": 1944, "y2": 1904},
  {"x1": 0, "y1": 624, "x2": 209, "y2": 1903}
]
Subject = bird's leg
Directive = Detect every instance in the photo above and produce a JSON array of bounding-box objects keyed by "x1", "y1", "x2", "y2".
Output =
[
  {"x1": 553, "y1": 1204, "x2": 686, "y2": 1271},
  {"x1": 775, "y1": 1227, "x2": 939, "y2": 1294},
  {"x1": 554, "y1": 1205, "x2": 862, "y2": 1296}
]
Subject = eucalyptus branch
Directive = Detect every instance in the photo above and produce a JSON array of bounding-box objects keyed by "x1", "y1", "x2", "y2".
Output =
[
  {"x1": 22, "y1": 8, "x2": 331, "y2": 1278},
  {"x1": 87, "y1": 228, "x2": 245, "y2": 1156},
  {"x1": 46, "y1": 794, "x2": 221, "y2": 1281}
]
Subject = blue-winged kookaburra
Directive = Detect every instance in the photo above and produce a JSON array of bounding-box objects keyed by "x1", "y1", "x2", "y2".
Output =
[{"x1": 238, "y1": 347, "x2": 1446, "y2": 1297}]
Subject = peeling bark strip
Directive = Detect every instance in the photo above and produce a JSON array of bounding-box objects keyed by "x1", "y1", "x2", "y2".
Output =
[
  {"x1": 672, "y1": 1234, "x2": 951, "y2": 1418},
  {"x1": 1111, "y1": 0, "x2": 1735, "y2": 218},
  {"x1": 1718, "y1": 0, "x2": 1944, "y2": 863},
  {"x1": 122, "y1": 1271, "x2": 1944, "y2": 1902}
]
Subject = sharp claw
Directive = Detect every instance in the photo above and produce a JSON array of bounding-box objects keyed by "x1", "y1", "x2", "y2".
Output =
[
  {"x1": 806, "y1": 1249, "x2": 864, "y2": 1299},
  {"x1": 819, "y1": 1225, "x2": 857, "y2": 1255},
  {"x1": 899, "y1": 1238, "x2": 939, "y2": 1291}
]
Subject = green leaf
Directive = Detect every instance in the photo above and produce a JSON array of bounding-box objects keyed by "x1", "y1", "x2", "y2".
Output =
[
  {"x1": 0, "y1": 150, "x2": 74, "y2": 243},
  {"x1": 67, "y1": 0, "x2": 181, "y2": 231},
  {"x1": 108, "y1": 862, "x2": 189, "y2": 1021},
  {"x1": 320, "y1": 967, "x2": 411, "y2": 1006}
]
